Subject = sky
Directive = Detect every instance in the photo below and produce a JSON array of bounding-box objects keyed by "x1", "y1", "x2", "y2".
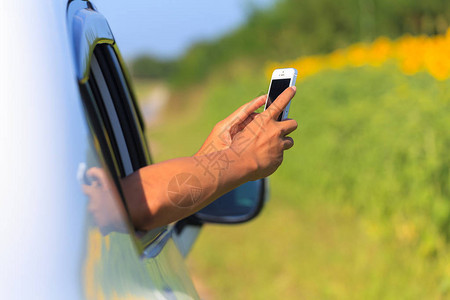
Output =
[{"x1": 94, "y1": 0, "x2": 275, "y2": 60}]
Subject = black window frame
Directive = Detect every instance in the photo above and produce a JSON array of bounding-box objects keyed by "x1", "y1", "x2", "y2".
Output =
[
  {"x1": 79, "y1": 43, "x2": 166, "y2": 248},
  {"x1": 92, "y1": 45, "x2": 149, "y2": 173}
]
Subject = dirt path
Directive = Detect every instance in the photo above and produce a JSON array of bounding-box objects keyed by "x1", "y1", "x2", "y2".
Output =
[
  {"x1": 140, "y1": 83, "x2": 170, "y2": 126},
  {"x1": 139, "y1": 83, "x2": 215, "y2": 299}
]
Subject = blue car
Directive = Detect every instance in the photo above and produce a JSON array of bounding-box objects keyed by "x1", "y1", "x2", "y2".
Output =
[{"x1": 0, "y1": 1, "x2": 267, "y2": 298}]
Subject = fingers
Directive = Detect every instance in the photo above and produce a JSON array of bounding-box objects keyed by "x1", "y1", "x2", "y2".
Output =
[
  {"x1": 279, "y1": 119, "x2": 297, "y2": 150},
  {"x1": 265, "y1": 86, "x2": 296, "y2": 119},
  {"x1": 239, "y1": 112, "x2": 258, "y2": 129},
  {"x1": 226, "y1": 94, "x2": 267, "y2": 124},
  {"x1": 82, "y1": 184, "x2": 92, "y2": 195},
  {"x1": 282, "y1": 137, "x2": 294, "y2": 150},
  {"x1": 245, "y1": 94, "x2": 267, "y2": 113},
  {"x1": 86, "y1": 167, "x2": 108, "y2": 187},
  {"x1": 86, "y1": 167, "x2": 103, "y2": 178},
  {"x1": 279, "y1": 119, "x2": 298, "y2": 136}
]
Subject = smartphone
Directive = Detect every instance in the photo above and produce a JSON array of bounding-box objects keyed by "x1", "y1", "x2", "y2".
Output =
[{"x1": 264, "y1": 68, "x2": 298, "y2": 121}]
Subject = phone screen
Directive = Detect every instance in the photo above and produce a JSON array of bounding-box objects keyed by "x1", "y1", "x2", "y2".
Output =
[{"x1": 265, "y1": 78, "x2": 291, "y2": 121}]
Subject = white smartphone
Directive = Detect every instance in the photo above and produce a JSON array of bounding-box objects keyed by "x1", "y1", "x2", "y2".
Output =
[{"x1": 264, "y1": 68, "x2": 298, "y2": 121}]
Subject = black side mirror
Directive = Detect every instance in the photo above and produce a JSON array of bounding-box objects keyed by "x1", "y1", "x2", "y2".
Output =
[
  {"x1": 173, "y1": 178, "x2": 268, "y2": 257},
  {"x1": 194, "y1": 178, "x2": 267, "y2": 224}
]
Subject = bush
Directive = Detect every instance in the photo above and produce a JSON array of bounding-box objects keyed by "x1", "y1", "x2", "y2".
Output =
[
  {"x1": 160, "y1": 0, "x2": 449, "y2": 86},
  {"x1": 130, "y1": 55, "x2": 175, "y2": 79}
]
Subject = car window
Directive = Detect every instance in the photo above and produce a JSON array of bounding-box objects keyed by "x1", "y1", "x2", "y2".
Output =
[
  {"x1": 90, "y1": 53, "x2": 134, "y2": 175},
  {"x1": 90, "y1": 44, "x2": 150, "y2": 175},
  {"x1": 78, "y1": 43, "x2": 165, "y2": 246}
]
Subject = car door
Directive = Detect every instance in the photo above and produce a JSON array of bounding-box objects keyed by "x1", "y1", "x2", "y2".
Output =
[{"x1": 68, "y1": 1, "x2": 200, "y2": 298}]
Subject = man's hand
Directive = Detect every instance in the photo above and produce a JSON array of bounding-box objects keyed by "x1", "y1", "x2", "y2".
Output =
[
  {"x1": 82, "y1": 167, "x2": 128, "y2": 235},
  {"x1": 196, "y1": 94, "x2": 267, "y2": 155},
  {"x1": 122, "y1": 87, "x2": 298, "y2": 231},
  {"x1": 230, "y1": 86, "x2": 298, "y2": 180}
]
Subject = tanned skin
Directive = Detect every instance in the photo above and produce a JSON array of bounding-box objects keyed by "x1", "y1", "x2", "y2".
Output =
[{"x1": 120, "y1": 86, "x2": 298, "y2": 231}]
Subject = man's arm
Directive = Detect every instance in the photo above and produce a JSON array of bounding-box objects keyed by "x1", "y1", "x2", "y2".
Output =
[
  {"x1": 122, "y1": 86, "x2": 297, "y2": 231},
  {"x1": 122, "y1": 148, "x2": 254, "y2": 230}
]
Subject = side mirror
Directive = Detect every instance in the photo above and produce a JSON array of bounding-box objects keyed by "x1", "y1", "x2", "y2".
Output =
[
  {"x1": 195, "y1": 178, "x2": 267, "y2": 224},
  {"x1": 173, "y1": 178, "x2": 268, "y2": 257}
]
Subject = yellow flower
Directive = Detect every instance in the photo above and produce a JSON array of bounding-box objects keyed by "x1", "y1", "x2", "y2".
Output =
[
  {"x1": 395, "y1": 35, "x2": 426, "y2": 75},
  {"x1": 327, "y1": 49, "x2": 348, "y2": 70},
  {"x1": 294, "y1": 55, "x2": 325, "y2": 78},
  {"x1": 266, "y1": 29, "x2": 450, "y2": 81},
  {"x1": 423, "y1": 36, "x2": 450, "y2": 80},
  {"x1": 346, "y1": 43, "x2": 370, "y2": 67},
  {"x1": 367, "y1": 37, "x2": 393, "y2": 67}
]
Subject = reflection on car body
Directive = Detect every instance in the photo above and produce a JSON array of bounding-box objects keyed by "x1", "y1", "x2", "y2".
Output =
[{"x1": 0, "y1": 0, "x2": 268, "y2": 298}]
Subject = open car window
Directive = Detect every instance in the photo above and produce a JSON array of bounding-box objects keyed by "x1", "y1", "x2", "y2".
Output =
[{"x1": 78, "y1": 44, "x2": 166, "y2": 247}]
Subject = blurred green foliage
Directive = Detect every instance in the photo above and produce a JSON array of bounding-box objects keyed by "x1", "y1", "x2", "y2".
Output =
[
  {"x1": 130, "y1": 56, "x2": 175, "y2": 79},
  {"x1": 132, "y1": 0, "x2": 450, "y2": 297},
  {"x1": 132, "y1": 0, "x2": 450, "y2": 87},
  {"x1": 142, "y1": 64, "x2": 450, "y2": 298}
]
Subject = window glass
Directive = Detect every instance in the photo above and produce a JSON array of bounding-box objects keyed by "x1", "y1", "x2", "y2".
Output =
[
  {"x1": 79, "y1": 44, "x2": 164, "y2": 245},
  {"x1": 81, "y1": 138, "x2": 131, "y2": 236},
  {"x1": 90, "y1": 54, "x2": 134, "y2": 176}
]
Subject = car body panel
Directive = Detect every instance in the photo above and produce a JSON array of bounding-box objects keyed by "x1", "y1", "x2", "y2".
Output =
[{"x1": 0, "y1": 1, "x2": 198, "y2": 299}]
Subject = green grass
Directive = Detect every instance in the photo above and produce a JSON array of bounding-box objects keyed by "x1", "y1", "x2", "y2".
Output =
[{"x1": 137, "y1": 65, "x2": 450, "y2": 299}]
